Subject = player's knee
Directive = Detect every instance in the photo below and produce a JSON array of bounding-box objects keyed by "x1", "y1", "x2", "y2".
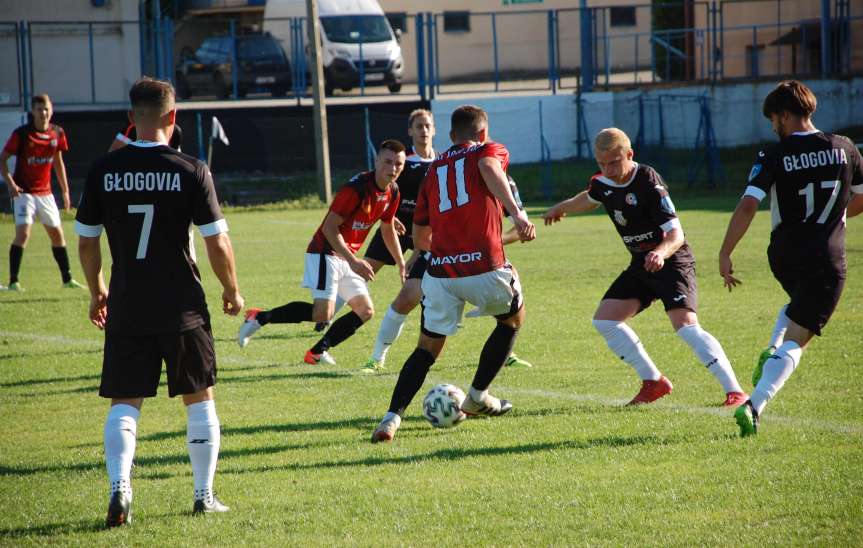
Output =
[
  {"x1": 392, "y1": 292, "x2": 419, "y2": 314},
  {"x1": 311, "y1": 308, "x2": 332, "y2": 323},
  {"x1": 356, "y1": 304, "x2": 374, "y2": 322}
]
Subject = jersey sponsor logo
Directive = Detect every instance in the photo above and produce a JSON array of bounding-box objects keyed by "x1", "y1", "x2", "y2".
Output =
[
  {"x1": 622, "y1": 231, "x2": 655, "y2": 243},
  {"x1": 782, "y1": 148, "x2": 848, "y2": 172},
  {"x1": 613, "y1": 209, "x2": 627, "y2": 226},
  {"x1": 410, "y1": 163, "x2": 425, "y2": 170},
  {"x1": 748, "y1": 163, "x2": 762, "y2": 182},
  {"x1": 103, "y1": 172, "x2": 182, "y2": 192},
  {"x1": 660, "y1": 196, "x2": 676, "y2": 215},
  {"x1": 603, "y1": 189, "x2": 613, "y2": 196},
  {"x1": 376, "y1": 194, "x2": 389, "y2": 202},
  {"x1": 26, "y1": 156, "x2": 54, "y2": 166},
  {"x1": 672, "y1": 293, "x2": 686, "y2": 302},
  {"x1": 625, "y1": 193, "x2": 637, "y2": 206},
  {"x1": 351, "y1": 220, "x2": 374, "y2": 231},
  {"x1": 429, "y1": 251, "x2": 483, "y2": 266}
]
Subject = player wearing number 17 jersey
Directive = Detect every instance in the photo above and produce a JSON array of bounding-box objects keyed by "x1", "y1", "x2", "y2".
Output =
[
  {"x1": 371, "y1": 105, "x2": 536, "y2": 443},
  {"x1": 75, "y1": 78, "x2": 244, "y2": 525},
  {"x1": 719, "y1": 80, "x2": 863, "y2": 436}
]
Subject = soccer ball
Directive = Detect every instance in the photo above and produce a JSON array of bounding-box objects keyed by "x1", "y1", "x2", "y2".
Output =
[{"x1": 422, "y1": 384, "x2": 467, "y2": 428}]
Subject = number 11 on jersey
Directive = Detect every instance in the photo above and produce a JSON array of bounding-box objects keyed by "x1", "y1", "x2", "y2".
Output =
[{"x1": 436, "y1": 158, "x2": 470, "y2": 213}]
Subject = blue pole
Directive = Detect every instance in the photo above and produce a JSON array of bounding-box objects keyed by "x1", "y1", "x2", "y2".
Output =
[
  {"x1": 427, "y1": 13, "x2": 436, "y2": 99},
  {"x1": 88, "y1": 23, "x2": 96, "y2": 103},
  {"x1": 547, "y1": 10, "x2": 556, "y2": 94},
  {"x1": 153, "y1": 13, "x2": 162, "y2": 79},
  {"x1": 433, "y1": 14, "x2": 440, "y2": 96},
  {"x1": 196, "y1": 112, "x2": 205, "y2": 161},
  {"x1": 719, "y1": 1, "x2": 725, "y2": 78},
  {"x1": 364, "y1": 107, "x2": 373, "y2": 171},
  {"x1": 751, "y1": 26, "x2": 758, "y2": 77},
  {"x1": 229, "y1": 20, "x2": 238, "y2": 98},
  {"x1": 26, "y1": 21, "x2": 33, "y2": 101},
  {"x1": 580, "y1": 0, "x2": 593, "y2": 91},
  {"x1": 492, "y1": 13, "x2": 499, "y2": 92},
  {"x1": 358, "y1": 25, "x2": 365, "y2": 96},
  {"x1": 166, "y1": 18, "x2": 174, "y2": 84},
  {"x1": 820, "y1": 0, "x2": 831, "y2": 77},
  {"x1": 416, "y1": 13, "x2": 426, "y2": 101}
]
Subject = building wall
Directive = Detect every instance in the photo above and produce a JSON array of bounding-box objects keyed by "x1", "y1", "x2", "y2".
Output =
[{"x1": 0, "y1": 0, "x2": 141, "y2": 107}]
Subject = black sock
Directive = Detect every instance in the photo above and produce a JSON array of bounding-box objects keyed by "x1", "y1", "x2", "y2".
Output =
[
  {"x1": 9, "y1": 244, "x2": 23, "y2": 284},
  {"x1": 51, "y1": 246, "x2": 72, "y2": 283},
  {"x1": 310, "y1": 311, "x2": 364, "y2": 354},
  {"x1": 471, "y1": 323, "x2": 519, "y2": 391},
  {"x1": 387, "y1": 348, "x2": 436, "y2": 415},
  {"x1": 257, "y1": 302, "x2": 314, "y2": 326}
]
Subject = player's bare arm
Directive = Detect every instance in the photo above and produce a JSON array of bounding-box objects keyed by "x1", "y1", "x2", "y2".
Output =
[
  {"x1": 392, "y1": 216, "x2": 407, "y2": 236},
  {"x1": 543, "y1": 191, "x2": 600, "y2": 224},
  {"x1": 53, "y1": 150, "x2": 71, "y2": 210},
  {"x1": 848, "y1": 192, "x2": 863, "y2": 218},
  {"x1": 412, "y1": 223, "x2": 432, "y2": 252},
  {"x1": 718, "y1": 196, "x2": 760, "y2": 291},
  {"x1": 380, "y1": 219, "x2": 406, "y2": 282},
  {"x1": 322, "y1": 210, "x2": 375, "y2": 281},
  {"x1": 477, "y1": 157, "x2": 535, "y2": 242},
  {"x1": 0, "y1": 150, "x2": 21, "y2": 197},
  {"x1": 78, "y1": 235, "x2": 108, "y2": 329},
  {"x1": 644, "y1": 227, "x2": 684, "y2": 273},
  {"x1": 203, "y1": 232, "x2": 244, "y2": 316}
]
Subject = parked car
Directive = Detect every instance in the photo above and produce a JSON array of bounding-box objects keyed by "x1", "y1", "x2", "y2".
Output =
[{"x1": 175, "y1": 33, "x2": 293, "y2": 99}]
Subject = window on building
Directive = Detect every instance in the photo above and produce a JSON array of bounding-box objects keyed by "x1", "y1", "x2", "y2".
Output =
[
  {"x1": 387, "y1": 12, "x2": 408, "y2": 34},
  {"x1": 610, "y1": 6, "x2": 637, "y2": 27},
  {"x1": 443, "y1": 11, "x2": 470, "y2": 33}
]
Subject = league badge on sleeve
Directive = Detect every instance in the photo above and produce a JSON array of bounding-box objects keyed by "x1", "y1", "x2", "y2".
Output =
[
  {"x1": 748, "y1": 163, "x2": 762, "y2": 182},
  {"x1": 660, "y1": 196, "x2": 676, "y2": 216},
  {"x1": 625, "y1": 193, "x2": 637, "y2": 206}
]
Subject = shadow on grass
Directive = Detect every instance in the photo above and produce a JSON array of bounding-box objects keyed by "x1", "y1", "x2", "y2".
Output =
[
  {"x1": 220, "y1": 371, "x2": 354, "y2": 384},
  {"x1": 0, "y1": 297, "x2": 66, "y2": 305},
  {"x1": 0, "y1": 519, "x2": 104, "y2": 539},
  {"x1": 0, "y1": 348, "x2": 102, "y2": 363},
  {"x1": 213, "y1": 331, "x2": 317, "y2": 344},
  {"x1": 0, "y1": 372, "x2": 101, "y2": 388}
]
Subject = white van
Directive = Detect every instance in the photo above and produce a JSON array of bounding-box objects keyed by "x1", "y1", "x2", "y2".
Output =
[{"x1": 264, "y1": 0, "x2": 404, "y2": 95}]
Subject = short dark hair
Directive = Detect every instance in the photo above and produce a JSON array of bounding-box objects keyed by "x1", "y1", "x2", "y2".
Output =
[
  {"x1": 31, "y1": 94, "x2": 51, "y2": 107},
  {"x1": 762, "y1": 80, "x2": 817, "y2": 119},
  {"x1": 450, "y1": 105, "x2": 488, "y2": 141},
  {"x1": 379, "y1": 139, "x2": 406, "y2": 154},
  {"x1": 129, "y1": 77, "x2": 175, "y2": 116}
]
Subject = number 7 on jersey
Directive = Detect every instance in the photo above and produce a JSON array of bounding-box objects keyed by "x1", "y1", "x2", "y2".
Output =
[{"x1": 128, "y1": 204, "x2": 154, "y2": 259}]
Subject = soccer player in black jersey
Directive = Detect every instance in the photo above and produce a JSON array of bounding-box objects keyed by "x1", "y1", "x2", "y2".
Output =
[
  {"x1": 719, "y1": 80, "x2": 863, "y2": 436},
  {"x1": 544, "y1": 128, "x2": 747, "y2": 406},
  {"x1": 75, "y1": 78, "x2": 244, "y2": 525},
  {"x1": 110, "y1": 122, "x2": 184, "y2": 152}
]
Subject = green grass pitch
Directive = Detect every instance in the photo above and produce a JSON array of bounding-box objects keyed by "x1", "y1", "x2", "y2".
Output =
[{"x1": 1, "y1": 194, "x2": 861, "y2": 545}]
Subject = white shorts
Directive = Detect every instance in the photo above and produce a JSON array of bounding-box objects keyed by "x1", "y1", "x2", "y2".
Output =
[
  {"x1": 13, "y1": 193, "x2": 61, "y2": 227},
  {"x1": 421, "y1": 265, "x2": 523, "y2": 336},
  {"x1": 302, "y1": 252, "x2": 369, "y2": 303}
]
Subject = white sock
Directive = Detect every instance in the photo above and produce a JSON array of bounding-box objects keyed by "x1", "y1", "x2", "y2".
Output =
[
  {"x1": 469, "y1": 386, "x2": 488, "y2": 402},
  {"x1": 186, "y1": 400, "x2": 220, "y2": 503},
  {"x1": 592, "y1": 319, "x2": 661, "y2": 381},
  {"x1": 751, "y1": 341, "x2": 802, "y2": 415},
  {"x1": 104, "y1": 404, "x2": 139, "y2": 498},
  {"x1": 372, "y1": 306, "x2": 407, "y2": 361},
  {"x1": 382, "y1": 411, "x2": 401, "y2": 424},
  {"x1": 768, "y1": 305, "x2": 790, "y2": 349},
  {"x1": 676, "y1": 324, "x2": 743, "y2": 394}
]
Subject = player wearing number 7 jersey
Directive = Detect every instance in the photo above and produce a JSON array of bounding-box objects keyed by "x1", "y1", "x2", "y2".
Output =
[
  {"x1": 75, "y1": 78, "x2": 244, "y2": 525},
  {"x1": 719, "y1": 80, "x2": 863, "y2": 437}
]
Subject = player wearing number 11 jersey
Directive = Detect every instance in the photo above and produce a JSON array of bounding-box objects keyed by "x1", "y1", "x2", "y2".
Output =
[{"x1": 719, "y1": 80, "x2": 863, "y2": 436}]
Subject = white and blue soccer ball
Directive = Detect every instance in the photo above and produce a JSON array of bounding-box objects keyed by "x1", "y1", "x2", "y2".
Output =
[{"x1": 423, "y1": 384, "x2": 467, "y2": 428}]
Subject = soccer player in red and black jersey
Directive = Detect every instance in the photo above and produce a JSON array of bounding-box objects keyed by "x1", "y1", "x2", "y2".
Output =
[
  {"x1": 1, "y1": 94, "x2": 83, "y2": 291},
  {"x1": 543, "y1": 128, "x2": 747, "y2": 407},
  {"x1": 371, "y1": 105, "x2": 536, "y2": 443},
  {"x1": 238, "y1": 140, "x2": 406, "y2": 365},
  {"x1": 76, "y1": 78, "x2": 244, "y2": 525},
  {"x1": 719, "y1": 81, "x2": 863, "y2": 436}
]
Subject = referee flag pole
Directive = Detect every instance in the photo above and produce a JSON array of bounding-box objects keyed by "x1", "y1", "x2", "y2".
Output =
[{"x1": 306, "y1": 0, "x2": 332, "y2": 203}]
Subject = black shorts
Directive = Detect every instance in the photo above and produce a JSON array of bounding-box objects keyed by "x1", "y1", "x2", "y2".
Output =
[
  {"x1": 100, "y1": 324, "x2": 217, "y2": 398},
  {"x1": 364, "y1": 227, "x2": 414, "y2": 266},
  {"x1": 603, "y1": 259, "x2": 698, "y2": 313},
  {"x1": 407, "y1": 251, "x2": 428, "y2": 280},
  {"x1": 768, "y1": 245, "x2": 845, "y2": 336}
]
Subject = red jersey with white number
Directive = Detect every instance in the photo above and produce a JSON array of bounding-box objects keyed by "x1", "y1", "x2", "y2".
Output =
[
  {"x1": 414, "y1": 141, "x2": 510, "y2": 278},
  {"x1": 3, "y1": 124, "x2": 69, "y2": 196},
  {"x1": 307, "y1": 171, "x2": 400, "y2": 256}
]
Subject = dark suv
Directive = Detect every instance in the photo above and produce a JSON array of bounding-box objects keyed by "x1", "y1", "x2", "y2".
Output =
[{"x1": 176, "y1": 33, "x2": 292, "y2": 99}]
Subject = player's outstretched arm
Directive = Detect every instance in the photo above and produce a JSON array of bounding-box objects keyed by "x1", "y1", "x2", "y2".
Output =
[
  {"x1": 543, "y1": 191, "x2": 599, "y2": 225},
  {"x1": 478, "y1": 157, "x2": 535, "y2": 242},
  {"x1": 78, "y1": 236, "x2": 108, "y2": 329},
  {"x1": 718, "y1": 196, "x2": 759, "y2": 292},
  {"x1": 380, "y1": 220, "x2": 406, "y2": 282},
  {"x1": 203, "y1": 232, "x2": 244, "y2": 316}
]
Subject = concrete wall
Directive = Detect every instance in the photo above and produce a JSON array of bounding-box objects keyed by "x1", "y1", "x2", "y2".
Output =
[
  {"x1": 430, "y1": 78, "x2": 863, "y2": 163},
  {"x1": 0, "y1": 0, "x2": 141, "y2": 107}
]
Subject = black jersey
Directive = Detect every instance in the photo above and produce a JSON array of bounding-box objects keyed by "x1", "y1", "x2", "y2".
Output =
[
  {"x1": 587, "y1": 163, "x2": 693, "y2": 263},
  {"x1": 75, "y1": 141, "x2": 227, "y2": 335},
  {"x1": 745, "y1": 130, "x2": 863, "y2": 256},
  {"x1": 395, "y1": 146, "x2": 434, "y2": 228},
  {"x1": 116, "y1": 124, "x2": 183, "y2": 151}
]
